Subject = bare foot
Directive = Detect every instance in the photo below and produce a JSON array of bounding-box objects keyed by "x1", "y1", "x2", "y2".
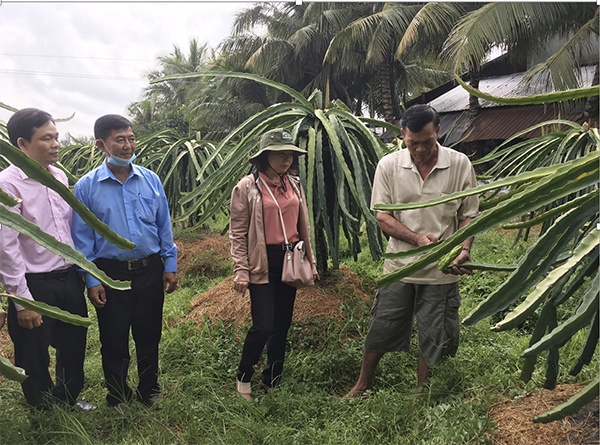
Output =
[{"x1": 343, "y1": 386, "x2": 368, "y2": 399}]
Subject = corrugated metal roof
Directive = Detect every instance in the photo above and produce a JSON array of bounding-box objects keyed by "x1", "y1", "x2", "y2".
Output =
[
  {"x1": 429, "y1": 66, "x2": 596, "y2": 113},
  {"x1": 462, "y1": 104, "x2": 587, "y2": 141},
  {"x1": 439, "y1": 112, "x2": 476, "y2": 145}
]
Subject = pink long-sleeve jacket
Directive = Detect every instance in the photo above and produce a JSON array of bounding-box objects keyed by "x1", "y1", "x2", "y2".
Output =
[{"x1": 229, "y1": 172, "x2": 317, "y2": 284}]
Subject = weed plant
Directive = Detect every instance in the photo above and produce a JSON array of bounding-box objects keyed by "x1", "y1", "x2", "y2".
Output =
[{"x1": 0, "y1": 228, "x2": 596, "y2": 444}]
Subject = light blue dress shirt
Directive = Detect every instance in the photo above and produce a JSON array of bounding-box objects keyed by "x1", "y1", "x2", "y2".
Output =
[{"x1": 71, "y1": 162, "x2": 177, "y2": 289}]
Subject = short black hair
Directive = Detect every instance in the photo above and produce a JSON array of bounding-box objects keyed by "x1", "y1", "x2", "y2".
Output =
[
  {"x1": 94, "y1": 114, "x2": 133, "y2": 140},
  {"x1": 250, "y1": 151, "x2": 270, "y2": 172},
  {"x1": 400, "y1": 105, "x2": 440, "y2": 133},
  {"x1": 7, "y1": 108, "x2": 55, "y2": 147},
  {"x1": 249, "y1": 150, "x2": 299, "y2": 176}
]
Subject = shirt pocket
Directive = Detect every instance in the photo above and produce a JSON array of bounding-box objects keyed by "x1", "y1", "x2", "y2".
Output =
[
  {"x1": 136, "y1": 196, "x2": 158, "y2": 223},
  {"x1": 438, "y1": 191, "x2": 460, "y2": 226}
]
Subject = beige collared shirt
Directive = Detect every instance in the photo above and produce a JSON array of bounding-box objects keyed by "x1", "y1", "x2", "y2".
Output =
[{"x1": 371, "y1": 143, "x2": 479, "y2": 284}]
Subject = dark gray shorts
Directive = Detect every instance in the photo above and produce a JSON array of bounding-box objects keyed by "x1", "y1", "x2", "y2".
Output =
[{"x1": 364, "y1": 281, "x2": 461, "y2": 367}]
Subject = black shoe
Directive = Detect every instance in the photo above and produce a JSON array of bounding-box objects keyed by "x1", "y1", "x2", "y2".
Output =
[
  {"x1": 110, "y1": 402, "x2": 129, "y2": 412},
  {"x1": 259, "y1": 381, "x2": 274, "y2": 393},
  {"x1": 75, "y1": 400, "x2": 97, "y2": 412},
  {"x1": 143, "y1": 394, "x2": 163, "y2": 411}
]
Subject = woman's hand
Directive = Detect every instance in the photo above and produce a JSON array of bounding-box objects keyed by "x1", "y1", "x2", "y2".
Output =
[
  {"x1": 234, "y1": 281, "x2": 249, "y2": 297},
  {"x1": 313, "y1": 273, "x2": 320, "y2": 281}
]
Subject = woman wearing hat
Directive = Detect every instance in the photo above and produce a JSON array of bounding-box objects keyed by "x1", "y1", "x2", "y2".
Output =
[{"x1": 230, "y1": 128, "x2": 318, "y2": 401}]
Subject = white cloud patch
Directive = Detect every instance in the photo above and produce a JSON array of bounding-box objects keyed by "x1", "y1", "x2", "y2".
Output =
[{"x1": 0, "y1": 1, "x2": 245, "y2": 138}]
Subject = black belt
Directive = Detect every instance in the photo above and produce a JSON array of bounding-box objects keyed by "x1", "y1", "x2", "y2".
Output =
[
  {"x1": 266, "y1": 242, "x2": 299, "y2": 252},
  {"x1": 96, "y1": 253, "x2": 160, "y2": 271},
  {"x1": 26, "y1": 265, "x2": 76, "y2": 281}
]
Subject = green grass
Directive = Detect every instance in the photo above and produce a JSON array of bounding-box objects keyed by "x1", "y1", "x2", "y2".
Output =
[{"x1": 0, "y1": 227, "x2": 597, "y2": 444}]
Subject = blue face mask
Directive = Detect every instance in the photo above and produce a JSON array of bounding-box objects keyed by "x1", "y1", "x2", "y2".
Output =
[
  {"x1": 103, "y1": 139, "x2": 136, "y2": 167},
  {"x1": 108, "y1": 153, "x2": 136, "y2": 167}
]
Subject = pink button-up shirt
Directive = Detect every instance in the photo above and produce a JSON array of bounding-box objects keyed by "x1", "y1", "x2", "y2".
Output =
[{"x1": 0, "y1": 165, "x2": 74, "y2": 309}]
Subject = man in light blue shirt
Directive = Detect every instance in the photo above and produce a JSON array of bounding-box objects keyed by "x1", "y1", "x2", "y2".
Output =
[{"x1": 71, "y1": 114, "x2": 177, "y2": 409}]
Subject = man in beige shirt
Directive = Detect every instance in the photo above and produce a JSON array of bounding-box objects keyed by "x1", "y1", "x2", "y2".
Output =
[{"x1": 347, "y1": 105, "x2": 479, "y2": 397}]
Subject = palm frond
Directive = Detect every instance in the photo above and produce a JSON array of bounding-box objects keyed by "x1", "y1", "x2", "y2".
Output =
[
  {"x1": 522, "y1": 16, "x2": 599, "y2": 91},
  {"x1": 396, "y1": 2, "x2": 470, "y2": 57},
  {"x1": 444, "y1": 3, "x2": 590, "y2": 73}
]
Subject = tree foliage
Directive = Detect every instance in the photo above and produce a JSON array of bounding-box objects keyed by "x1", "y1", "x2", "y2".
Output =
[{"x1": 443, "y1": 3, "x2": 598, "y2": 91}]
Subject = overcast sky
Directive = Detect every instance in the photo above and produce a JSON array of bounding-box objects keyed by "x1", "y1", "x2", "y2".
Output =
[{"x1": 0, "y1": 1, "x2": 248, "y2": 139}]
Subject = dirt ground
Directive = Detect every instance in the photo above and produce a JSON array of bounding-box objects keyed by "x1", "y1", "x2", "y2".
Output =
[{"x1": 0, "y1": 232, "x2": 597, "y2": 444}]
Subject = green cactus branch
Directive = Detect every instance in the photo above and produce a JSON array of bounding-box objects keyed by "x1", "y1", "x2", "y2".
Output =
[
  {"x1": 0, "y1": 205, "x2": 131, "y2": 291},
  {"x1": 0, "y1": 294, "x2": 91, "y2": 328},
  {"x1": 454, "y1": 74, "x2": 599, "y2": 105},
  {"x1": 0, "y1": 139, "x2": 135, "y2": 251}
]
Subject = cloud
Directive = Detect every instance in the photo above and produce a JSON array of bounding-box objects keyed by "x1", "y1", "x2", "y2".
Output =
[{"x1": 0, "y1": 2, "x2": 244, "y2": 138}]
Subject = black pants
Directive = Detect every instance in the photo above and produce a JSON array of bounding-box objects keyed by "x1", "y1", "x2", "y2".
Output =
[
  {"x1": 7, "y1": 266, "x2": 87, "y2": 408},
  {"x1": 236, "y1": 247, "x2": 297, "y2": 387},
  {"x1": 94, "y1": 256, "x2": 165, "y2": 406}
]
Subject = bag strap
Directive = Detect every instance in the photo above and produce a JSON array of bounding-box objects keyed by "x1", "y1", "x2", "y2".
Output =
[{"x1": 259, "y1": 175, "x2": 289, "y2": 245}]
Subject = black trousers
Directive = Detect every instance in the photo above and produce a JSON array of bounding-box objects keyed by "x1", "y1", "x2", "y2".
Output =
[
  {"x1": 94, "y1": 256, "x2": 165, "y2": 406},
  {"x1": 236, "y1": 247, "x2": 297, "y2": 387},
  {"x1": 7, "y1": 266, "x2": 87, "y2": 408}
]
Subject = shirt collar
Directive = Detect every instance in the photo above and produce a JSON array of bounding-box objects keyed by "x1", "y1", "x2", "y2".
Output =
[
  {"x1": 98, "y1": 160, "x2": 142, "y2": 182},
  {"x1": 13, "y1": 163, "x2": 62, "y2": 180},
  {"x1": 399, "y1": 142, "x2": 450, "y2": 170}
]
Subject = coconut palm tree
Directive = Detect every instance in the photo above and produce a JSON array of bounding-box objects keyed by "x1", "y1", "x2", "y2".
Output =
[
  {"x1": 325, "y1": 2, "x2": 476, "y2": 122},
  {"x1": 183, "y1": 3, "x2": 375, "y2": 139},
  {"x1": 184, "y1": 50, "x2": 276, "y2": 140},
  {"x1": 385, "y1": 3, "x2": 597, "y2": 119},
  {"x1": 443, "y1": 3, "x2": 599, "y2": 92},
  {"x1": 223, "y1": 3, "x2": 362, "y2": 100},
  {"x1": 141, "y1": 38, "x2": 212, "y2": 120},
  {"x1": 126, "y1": 100, "x2": 156, "y2": 136}
]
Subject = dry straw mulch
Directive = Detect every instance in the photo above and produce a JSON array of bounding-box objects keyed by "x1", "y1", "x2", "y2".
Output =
[
  {"x1": 0, "y1": 326, "x2": 12, "y2": 361},
  {"x1": 187, "y1": 265, "x2": 373, "y2": 326},
  {"x1": 176, "y1": 233, "x2": 233, "y2": 279},
  {"x1": 180, "y1": 232, "x2": 373, "y2": 326},
  {"x1": 488, "y1": 384, "x2": 599, "y2": 445}
]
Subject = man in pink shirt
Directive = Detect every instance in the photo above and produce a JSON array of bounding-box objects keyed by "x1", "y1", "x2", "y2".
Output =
[{"x1": 0, "y1": 108, "x2": 94, "y2": 412}]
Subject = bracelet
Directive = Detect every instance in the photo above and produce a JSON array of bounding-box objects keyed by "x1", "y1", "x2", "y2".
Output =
[{"x1": 462, "y1": 247, "x2": 470, "y2": 253}]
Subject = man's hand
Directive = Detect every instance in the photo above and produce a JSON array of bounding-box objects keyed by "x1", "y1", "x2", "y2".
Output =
[
  {"x1": 446, "y1": 250, "x2": 473, "y2": 276},
  {"x1": 377, "y1": 212, "x2": 438, "y2": 247},
  {"x1": 0, "y1": 312, "x2": 6, "y2": 330},
  {"x1": 446, "y1": 218, "x2": 475, "y2": 276},
  {"x1": 233, "y1": 281, "x2": 249, "y2": 298},
  {"x1": 17, "y1": 309, "x2": 43, "y2": 329},
  {"x1": 163, "y1": 272, "x2": 178, "y2": 294},
  {"x1": 88, "y1": 285, "x2": 107, "y2": 308},
  {"x1": 415, "y1": 233, "x2": 438, "y2": 247}
]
